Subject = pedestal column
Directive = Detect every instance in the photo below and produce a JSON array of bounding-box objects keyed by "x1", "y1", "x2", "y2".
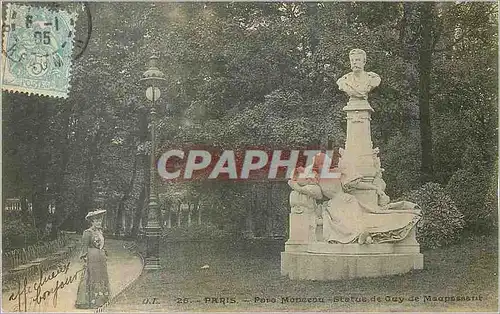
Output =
[{"x1": 342, "y1": 99, "x2": 378, "y2": 207}]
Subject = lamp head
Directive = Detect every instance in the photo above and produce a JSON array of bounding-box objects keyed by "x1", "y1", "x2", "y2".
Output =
[{"x1": 140, "y1": 55, "x2": 167, "y2": 86}]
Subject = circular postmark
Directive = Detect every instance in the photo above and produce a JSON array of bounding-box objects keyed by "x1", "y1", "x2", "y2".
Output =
[
  {"x1": 46, "y1": 2, "x2": 92, "y2": 60},
  {"x1": 2, "y1": 4, "x2": 76, "y2": 72},
  {"x1": 2, "y1": 2, "x2": 92, "y2": 62},
  {"x1": 74, "y1": 3, "x2": 92, "y2": 60},
  {"x1": 1, "y1": 3, "x2": 86, "y2": 98}
]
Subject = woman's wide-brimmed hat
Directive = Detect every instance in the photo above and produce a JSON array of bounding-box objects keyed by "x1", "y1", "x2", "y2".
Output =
[{"x1": 85, "y1": 209, "x2": 107, "y2": 221}]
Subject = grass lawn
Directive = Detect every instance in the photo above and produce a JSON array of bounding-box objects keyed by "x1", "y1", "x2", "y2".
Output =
[{"x1": 106, "y1": 234, "x2": 498, "y2": 312}]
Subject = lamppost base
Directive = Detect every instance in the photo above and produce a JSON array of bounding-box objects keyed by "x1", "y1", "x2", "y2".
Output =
[
  {"x1": 144, "y1": 228, "x2": 160, "y2": 270},
  {"x1": 144, "y1": 257, "x2": 161, "y2": 270},
  {"x1": 144, "y1": 197, "x2": 161, "y2": 270}
]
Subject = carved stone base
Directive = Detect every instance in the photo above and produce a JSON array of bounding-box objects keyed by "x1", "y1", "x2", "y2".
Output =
[
  {"x1": 288, "y1": 213, "x2": 316, "y2": 243},
  {"x1": 284, "y1": 240, "x2": 309, "y2": 252},
  {"x1": 307, "y1": 242, "x2": 421, "y2": 254},
  {"x1": 281, "y1": 228, "x2": 423, "y2": 280},
  {"x1": 281, "y1": 250, "x2": 423, "y2": 281}
]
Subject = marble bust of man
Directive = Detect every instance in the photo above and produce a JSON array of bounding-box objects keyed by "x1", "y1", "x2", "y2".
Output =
[{"x1": 337, "y1": 49, "x2": 381, "y2": 101}]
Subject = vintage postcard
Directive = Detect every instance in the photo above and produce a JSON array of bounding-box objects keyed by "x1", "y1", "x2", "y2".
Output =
[{"x1": 2, "y1": 1, "x2": 498, "y2": 313}]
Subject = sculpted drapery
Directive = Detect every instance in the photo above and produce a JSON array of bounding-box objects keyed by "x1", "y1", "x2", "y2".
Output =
[{"x1": 288, "y1": 153, "x2": 421, "y2": 244}]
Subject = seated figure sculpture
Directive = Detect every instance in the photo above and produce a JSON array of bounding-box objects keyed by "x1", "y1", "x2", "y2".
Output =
[
  {"x1": 288, "y1": 166, "x2": 322, "y2": 242},
  {"x1": 288, "y1": 152, "x2": 421, "y2": 245}
]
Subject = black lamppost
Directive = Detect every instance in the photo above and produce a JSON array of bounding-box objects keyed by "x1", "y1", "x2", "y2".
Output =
[{"x1": 140, "y1": 55, "x2": 166, "y2": 270}]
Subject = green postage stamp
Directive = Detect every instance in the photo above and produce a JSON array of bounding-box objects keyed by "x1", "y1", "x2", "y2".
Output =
[{"x1": 2, "y1": 4, "x2": 77, "y2": 98}]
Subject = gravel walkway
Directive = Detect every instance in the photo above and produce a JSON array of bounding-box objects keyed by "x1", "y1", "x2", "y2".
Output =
[{"x1": 2, "y1": 239, "x2": 143, "y2": 313}]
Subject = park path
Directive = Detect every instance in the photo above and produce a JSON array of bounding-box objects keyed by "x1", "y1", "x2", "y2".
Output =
[{"x1": 2, "y1": 239, "x2": 143, "y2": 313}]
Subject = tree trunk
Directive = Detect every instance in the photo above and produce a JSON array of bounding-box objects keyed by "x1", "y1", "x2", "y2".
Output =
[
  {"x1": 197, "y1": 206, "x2": 201, "y2": 225},
  {"x1": 399, "y1": 3, "x2": 420, "y2": 60},
  {"x1": 77, "y1": 131, "x2": 101, "y2": 233},
  {"x1": 31, "y1": 103, "x2": 50, "y2": 236},
  {"x1": 177, "y1": 205, "x2": 181, "y2": 227},
  {"x1": 32, "y1": 185, "x2": 48, "y2": 233},
  {"x1": 115, "y1": 199, "x2": 125, "y2": 236},
  {"x1": 266, "y1": 183, "x2": 274, "y2": 237},
  {"x1": 399, "y1": 2, "x2": 435, "y2": 183},
  {"x1": 418, "y1": 2, "x2": 434, "y2": 183},
  {"x1": 245, "y1": 205, "x2": 254, "y2": 238},
  {"x1": 54, "y1": 103, "x2": 74, "y2": 233},
  {"x1": 115, "y1": 151, "x2": 139, "y2": 235}
]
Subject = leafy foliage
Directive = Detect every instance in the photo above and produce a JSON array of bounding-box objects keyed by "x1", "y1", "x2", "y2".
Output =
[
  {"x1": 381, "y1": 131, "x2": 421, "y2": 197},
  {"x1": 446, "y1": 167, "x2": 498, "y2": 234},
  {"x1": 405, "y1": 183, "x2": 465, "y2": 249},
  {"x1": 2, "y1": 2, "x2": 497, "y2": 242},
  {"x1": 161, "y1": 224, "x2": 233, "y2": 241},
  {"x1": 2, "y1": 213, "x2": 40, "y2": 250}
]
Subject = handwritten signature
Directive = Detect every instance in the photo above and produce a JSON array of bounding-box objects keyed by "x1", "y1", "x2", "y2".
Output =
[{"x1": 8, "y1": 261, "x2": 85, "y2": 310}]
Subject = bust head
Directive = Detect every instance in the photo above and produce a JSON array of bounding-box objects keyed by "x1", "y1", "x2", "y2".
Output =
[{"x1": 349, "y1": 49, "x2": 366, "y2": 73}]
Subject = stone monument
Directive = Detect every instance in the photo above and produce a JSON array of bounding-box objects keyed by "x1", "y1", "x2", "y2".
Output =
[{"x1": 281, "y1": 49, "x2": 424, "y2": 281}]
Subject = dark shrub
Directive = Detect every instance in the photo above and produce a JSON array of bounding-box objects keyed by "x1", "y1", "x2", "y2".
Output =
[
  {"x1": 446, "y1": 166, "x2": 497, "y2": 234},
  {"x1": 404, "y1": 182, "x2": 465, "y2": 249},
  {"x1": 3, "y1": 213, "x2": 40, "y2": 250},
  {"x1": 382, "y1": 131, "x2": 421, "y2": 197}
]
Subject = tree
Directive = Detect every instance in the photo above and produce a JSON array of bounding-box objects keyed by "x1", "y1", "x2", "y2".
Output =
[{"x1": 2, "y1": 2, "x2": 496, "y2": 242}]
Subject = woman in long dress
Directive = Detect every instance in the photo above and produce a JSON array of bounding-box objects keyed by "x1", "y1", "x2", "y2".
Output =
[{"x1": 75, "y1": 209, "x2": 111, "y2": 309}]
